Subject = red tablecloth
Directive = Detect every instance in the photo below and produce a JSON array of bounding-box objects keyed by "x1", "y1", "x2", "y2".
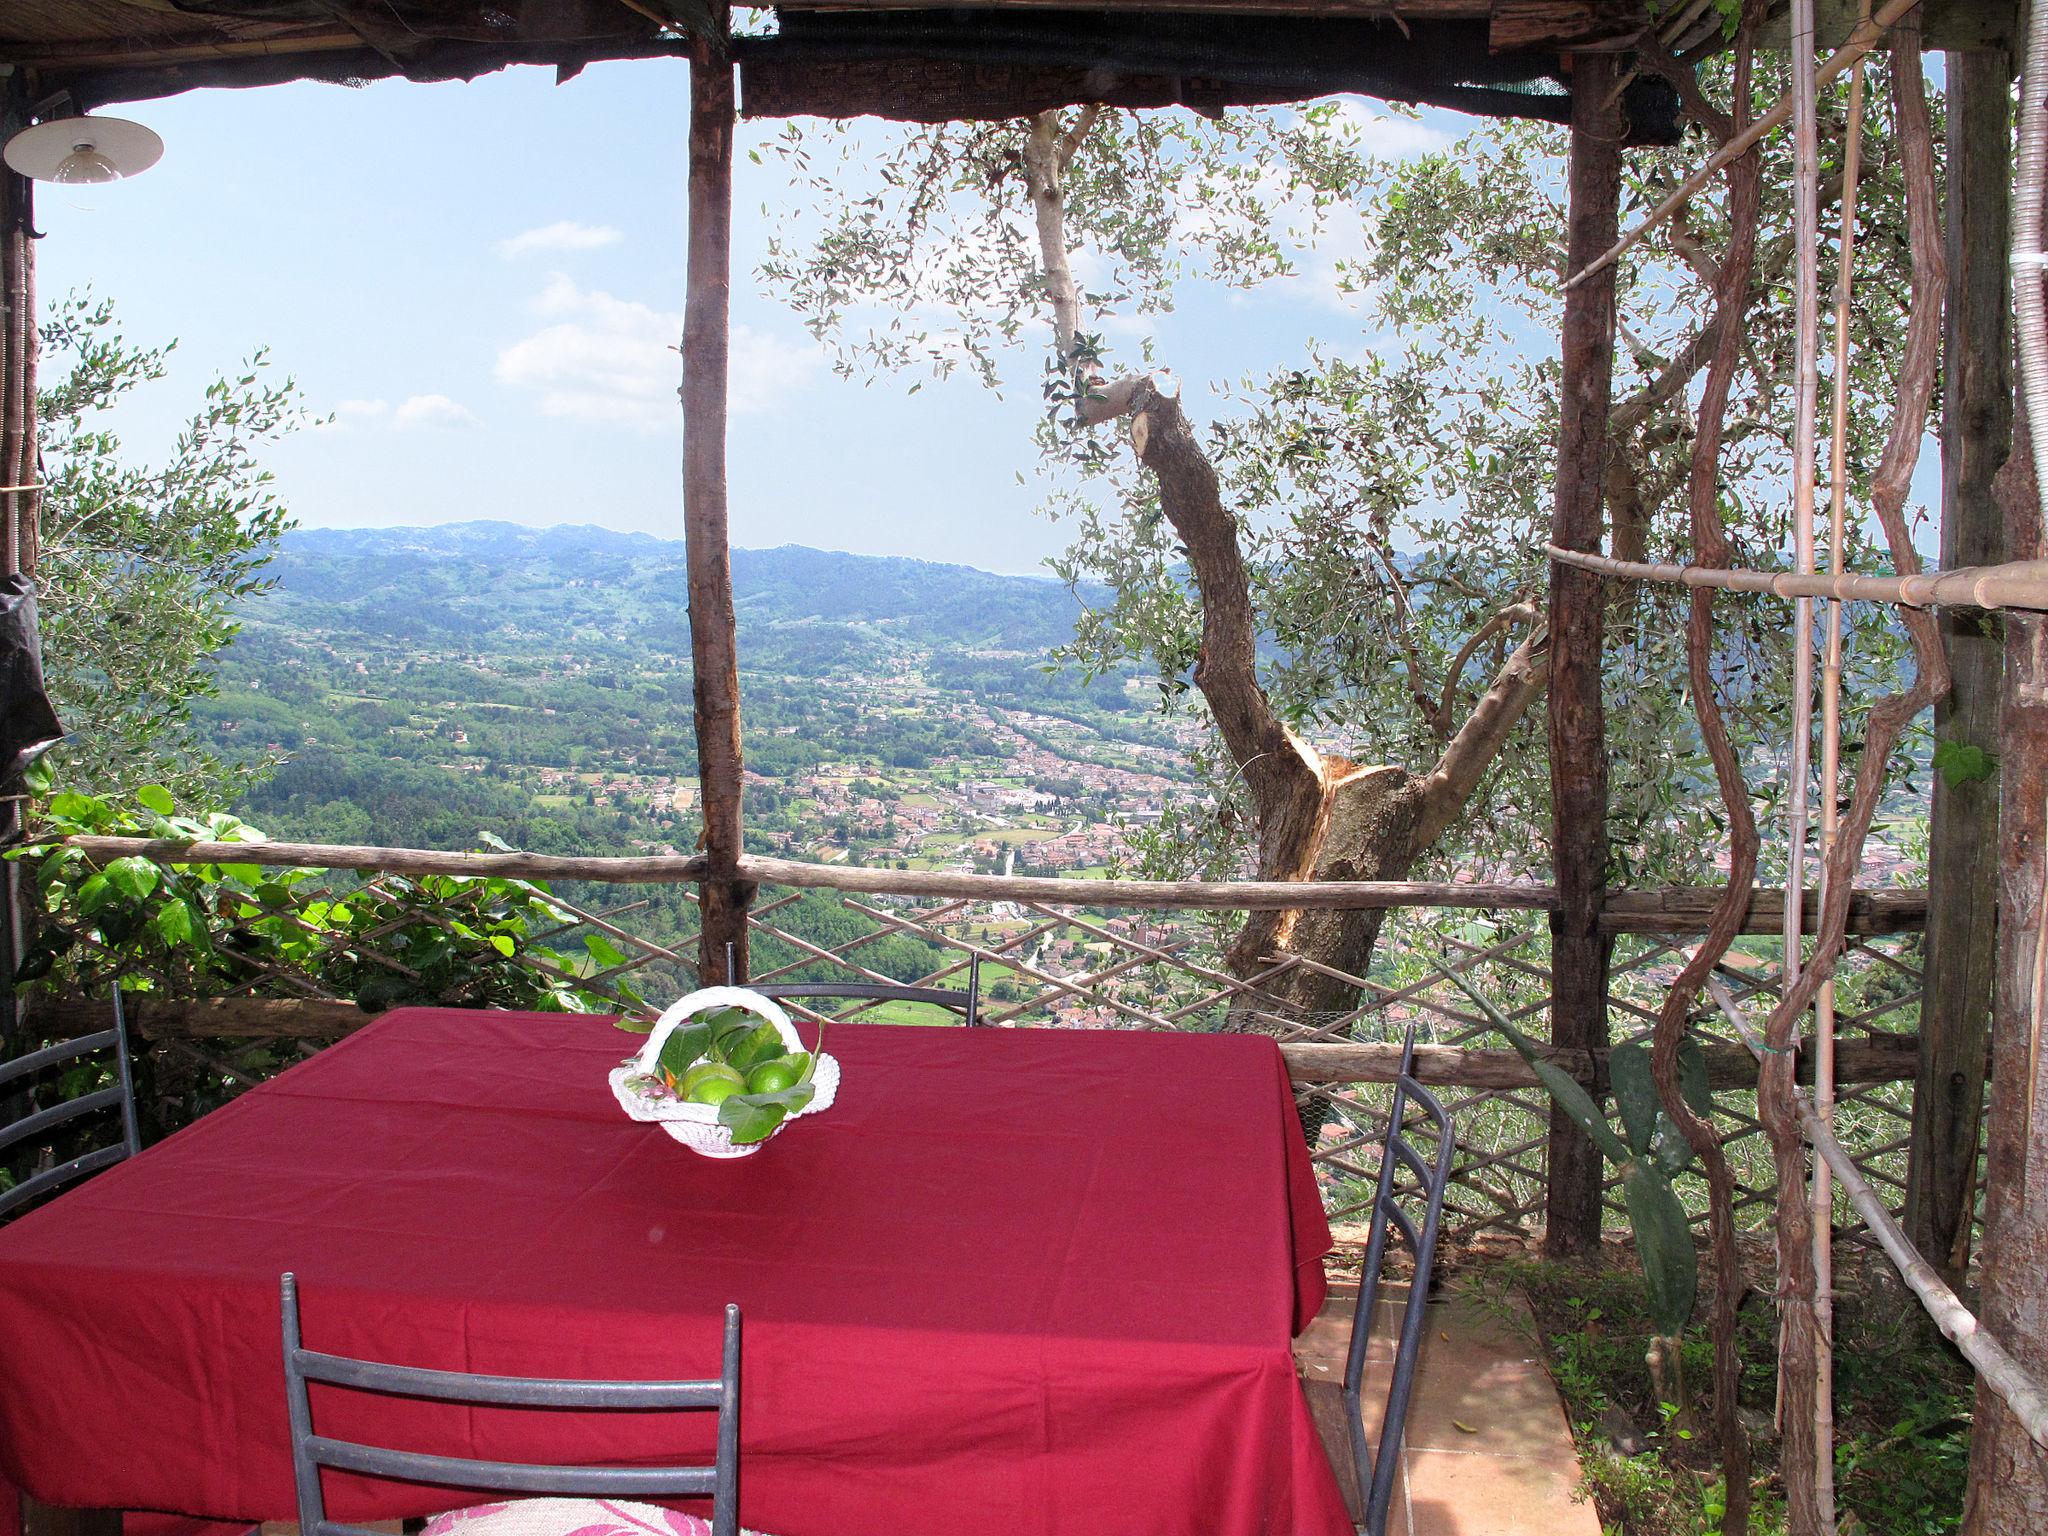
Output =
[{"x1": 0, "y1": 1008, "x2": 1348, "y2": 1536}]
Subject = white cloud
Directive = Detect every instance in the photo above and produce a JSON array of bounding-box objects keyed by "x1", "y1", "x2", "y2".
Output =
[
  {"x1": 392, "y1": 393, "x2": 482, "y2": 430},
  {"x1": 497, "y1": 221, "x2": 625, "y2": 258},
  {"x1": 496, "y1": 274, "x2": 816, "y2": 431},
  {"x1": 1322, "y1": 99, "x2": 1452, "y2": 162},
  {"x1": 308, "y1": 397, "x2": 391, "y2": 432}
]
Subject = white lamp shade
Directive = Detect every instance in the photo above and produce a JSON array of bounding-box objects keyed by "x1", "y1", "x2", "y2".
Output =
[{"x1": 3, "y1": 116, "x2": 163, "y2": 183}]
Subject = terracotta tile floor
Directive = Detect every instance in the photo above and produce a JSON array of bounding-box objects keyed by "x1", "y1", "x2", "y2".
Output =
[{"x1": 1295, "y1": 1279, "x2": 1602, "y2": 1536}]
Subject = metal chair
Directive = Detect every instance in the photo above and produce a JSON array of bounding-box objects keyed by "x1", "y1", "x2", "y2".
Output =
[
  {"x1": 0, "y1": 992, "x2": 141, "y2": 1220},
  {"x1": 280, "y1": 1274, "x2": 743, "y2": 1536},
  {"x1": 1343, "y1": 1027, "x2": 1454, "y2": 1536}
]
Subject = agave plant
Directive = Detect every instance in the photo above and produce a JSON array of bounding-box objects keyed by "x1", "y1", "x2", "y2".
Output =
[{"x1": 1444, "y1": 965, "x2": 1714, "y2": 1419}]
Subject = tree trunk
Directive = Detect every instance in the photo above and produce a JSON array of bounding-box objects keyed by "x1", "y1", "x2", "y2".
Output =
[
  {"x1": 1960, "y1": 409, "x2": 2048, "y2": 1534},
  {"x1": 1907, "y1": 41, "x2": 2010, "y2": 1279},
  {"x1": 683, "y1": 31, "x2": 752, "y2": 984},
  {"x1": 1545, "y1": 51, "x2": 1623, "y2": 1259}
]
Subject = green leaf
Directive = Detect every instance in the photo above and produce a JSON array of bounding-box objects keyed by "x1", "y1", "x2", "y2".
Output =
[
  {"x1": 48, "y1": 791, "x2": 98, "y2": 824},
  {"x1": 22, "y1": 755, "x2": 53, "y2": 795},
  {"x1": 136, "y1": 784, "x2": 175, "y2": 816},
  {"x1": 102, "y1": 857, "x2": 160, "y2": 902},
  {"x1": 1608, "y1": 1041, "x2": 1659, "y2": 1156},
  {"x1": 1442, "y1": 964, "x2": 1630, "y2": 1163},
  {"x1": 724, "y1": 1021, "x2": 787, "y2": 1073},
  {"x1": 477, "y1": 830, "x2": 515, "y2": 852},
  {"x1": 583, "y1": 932, "x2": 628, "y2": 968},
  {"x1": 1933, "y1": 737, "x2": 1996, "y2": 789},
  {"x1": 488, "y1": 934, "x2": 516, "y2": 958},
  {"x1": 1622, "y1": 1160, "x2": 1699, "y2": 1337},
  {"x1": 152, "y1": 900, "x2": 199, "y2": 948},
  {"x1": 657, "y1": 1023, "x2": 713, "y2": 1084},
  {"x1": 718, "y1": 1096, "x2": 790, "y2": 1145}
]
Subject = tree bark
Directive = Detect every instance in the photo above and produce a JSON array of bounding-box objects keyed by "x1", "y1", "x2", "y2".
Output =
[
  {"x1": 1544, "y1": 51, "x2": 1622, "y2": 1260},
  {"x1": 1907, "y1": 41, "x2": 2010, "y2": 1279},
  {"x1": 683, "y1": 29, "x2": 752, "y2": 984},
  {"x1": 1961, "y1": 408, "x2": 2048, "y2": 1534}
]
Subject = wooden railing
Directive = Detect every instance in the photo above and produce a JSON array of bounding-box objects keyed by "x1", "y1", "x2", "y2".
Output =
[{"x1": 28, "y1": 838, "x2": 1933, "y2": 1244}]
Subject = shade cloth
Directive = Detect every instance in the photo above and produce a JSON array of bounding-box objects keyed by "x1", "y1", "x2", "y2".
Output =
[{"x1": 0, "y1": 1009, "x2": 1348, "y2": 1536}]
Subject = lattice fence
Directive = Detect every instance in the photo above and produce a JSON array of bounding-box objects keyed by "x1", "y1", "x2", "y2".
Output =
[{"x1": 24, "y1": 853, "x2": 1930, "y2": 1245}]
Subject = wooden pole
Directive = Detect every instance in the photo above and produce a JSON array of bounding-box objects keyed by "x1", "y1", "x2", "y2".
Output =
[
  {"x1": 1544, "y1": 51, "x2": 1622, "y2": 1260},
  {"x1": 1961, "y1": 402, "x2": 2048, "y2": 1532},
  {"x1": 1907, "y1": 40, "x2": 2011, "y2": 1280},
  {"x1": 682, "y1": 24, "x2": 750, "y2": 986},
  {"x1": 0, "y1": 76, "x2": 31, "y2": 1149}
]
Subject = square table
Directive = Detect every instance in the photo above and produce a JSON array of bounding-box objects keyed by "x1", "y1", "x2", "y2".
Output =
[{"x1": 0, "y1": 1007, "x2": 1351, "y2": 1536}]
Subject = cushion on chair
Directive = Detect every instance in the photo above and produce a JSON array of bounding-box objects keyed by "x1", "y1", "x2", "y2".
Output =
[{"x1": 422, "y1": 1499, "x2": 769, "y2": 1536}]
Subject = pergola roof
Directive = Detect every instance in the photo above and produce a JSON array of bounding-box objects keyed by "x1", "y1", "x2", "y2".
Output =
[
  {"x1": 3, "y1": 0, "x2": 1691, "y2": 139},
  {"x1": 7, "y1": 0, "x2": 2002, "y2": 146}
]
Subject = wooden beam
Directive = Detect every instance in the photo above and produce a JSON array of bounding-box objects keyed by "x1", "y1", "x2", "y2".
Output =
[
  {"x1": 1907, "y1": 39, "x2": 2011, "y2": 1280},
  {"x1": 1598, "y1": 884, "x2": 1929, "y2": 935},
  {"x1": 26, "y1": 994, "x2": 368, "y2": 1042},
  {"x1": 732, "y1": 855, "x2": 1554, "y2": 912},
  {"x1": 53, "y1": 835, "x2": 1939, "y2": 929},
  {"x1": 60, "y1": 834, "x2": 716, "y2": 885},
  {"x1": 1281, "y1": 1034, "x2": 1924, "y2": 1090},
  {"x1": 683, "y1": 28, "x2": 748, "y2": 987},
  {"x1": 56, "y1": 834, "x2": 1555, "y2": 912},
  {"x1": 1543, "y1": 51, "x2": 1622, "y2": 1261}
]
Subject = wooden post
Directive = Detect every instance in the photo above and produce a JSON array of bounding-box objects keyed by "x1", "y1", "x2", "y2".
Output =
[
  {"x1": 1960, "y1": 410, "x2": 2048, "y2": 1534},
  {"x1": 1543, "y1": 52, "x2": 1622, "y2": 1258},
  {"x1": 682, "y1": 27, "x2": 750, "y2": 985},
  {"x1": 0, "y1": 81, "x2": 34, "y2": 1081},
  {"x1": 1908, "y1": 42, "x2": 2011, "y2": 1277}
]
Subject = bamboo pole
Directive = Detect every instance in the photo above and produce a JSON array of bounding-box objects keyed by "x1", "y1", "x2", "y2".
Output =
[
  {"x1": 1707, "y1": 976, "x2": 2048, "y2": 1452},
  {"x1": 1542, "y1": 544, "x2": 2048, "y2": 610},
  {"x1": 1812, "y1": 13, "x2": 1869, "y2": 1511},
  {"x1": 1562, "y1": 0, "x2": 1925, "y2": 293},
  {"x1": 1780, "y1": 0, "x2": 1826, "y2": 1498}
]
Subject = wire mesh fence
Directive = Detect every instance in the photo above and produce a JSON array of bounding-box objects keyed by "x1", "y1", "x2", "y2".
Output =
[{"x1": 18, "y1": 849, "x2": 1932, "y2": 1244}]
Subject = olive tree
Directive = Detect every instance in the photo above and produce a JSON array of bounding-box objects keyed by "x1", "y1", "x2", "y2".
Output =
[
  {"x1": 34, "y1": 294, "x2": 301, "y2": 802},
  {"x1": 757, "y1": 70, "x2": 1919, "y2": 1025}
]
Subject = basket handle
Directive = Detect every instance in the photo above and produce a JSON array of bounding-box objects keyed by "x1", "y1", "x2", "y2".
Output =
[{"x1": 632, "y1": 986, "x2": 796, "y2": 1076}]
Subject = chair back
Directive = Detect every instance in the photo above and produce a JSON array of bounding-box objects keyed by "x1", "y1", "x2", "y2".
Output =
[
  {"x1": 280, "y1": 1275, "x2": 742, "y2": 1536},
  {"x1": 0, "y1": 993, "x2": 140, "y2": 1220},
  {"x1": 741, "y1": 954, "x2": 984, "y2": 1026},
  {"x1": 1343, "y1": 1026, "x2": 1455, "y2": 1536}
]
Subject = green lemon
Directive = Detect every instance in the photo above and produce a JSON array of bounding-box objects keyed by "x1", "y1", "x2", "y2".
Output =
[
  {"x1": 746, "y1": 1058, "x2": 801, "y2": 1094},
  {"x1": 680, "y1": 1061, "x2": 747, "y2": 1105}
]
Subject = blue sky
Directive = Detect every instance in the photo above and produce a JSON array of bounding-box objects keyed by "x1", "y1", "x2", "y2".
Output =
[{"x1": 33, "y1": 62, "x2": 1466, "y2": 575}]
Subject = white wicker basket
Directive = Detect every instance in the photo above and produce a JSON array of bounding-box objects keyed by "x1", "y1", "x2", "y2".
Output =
[{"x1": 608, "y1": 987, "x2": 839, "y2": 1159}]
